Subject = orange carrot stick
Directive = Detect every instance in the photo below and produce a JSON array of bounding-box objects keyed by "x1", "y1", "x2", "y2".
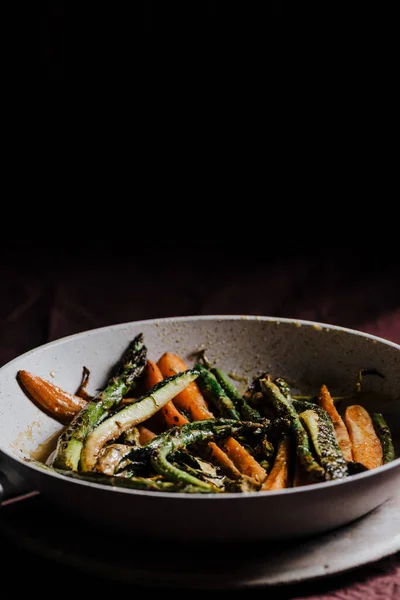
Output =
[
  {"x1": 318, "y1": 384, "x2": 353, "y2": 462},
  {"x1": 208, "y1": 442, "x2": 243, "y2": 479},
  {"x1": 157, "y1": 352, "x2": 214, "y2": 421},
  {"x1": 344, "y1": 405, "x2": 383, "y2": 469},
  {"x1": 17, "y1": 370, "x2": 88, "y2": 424},
  {"x1": 222, "y1": 438, "x2": 267, "y2": 484},
  {"x1": 143, "y1": 359, "x2": 189, "y2": 429},
  {"x1": 261, "y1": 437, "x2": 291, "y2": 490},
  {"x1": 137, "y1": 424, "x2": 157, "y2": 444}
]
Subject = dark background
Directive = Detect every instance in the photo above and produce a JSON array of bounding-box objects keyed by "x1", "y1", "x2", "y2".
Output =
[
  {"x1": 1, "y1": 238, "x2": 400, "y2": 369},
  {"x1": 39, "y1": 1, "x2": 286, "y2": 85}
]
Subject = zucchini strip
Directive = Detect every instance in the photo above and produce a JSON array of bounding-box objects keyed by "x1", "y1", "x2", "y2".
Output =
[
  {"x1": 80, "y1": 369, "x2": 200, "y2": 471},
  {"x1": 298, "y1": 409, "x2": 348, "y2": 480},
  {"x1": 52, "y1": 334, "x2": 147, "y2": 471}
]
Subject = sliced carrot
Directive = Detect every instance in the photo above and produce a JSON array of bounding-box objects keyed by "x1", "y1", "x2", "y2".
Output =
[
  {"x1": 157, "y1": 352, "x2": 214, "y2": 421},
  {"x1": 137, "y1": 424, "x2": 157, "y2": 444},
  {"x1": 208, "y1": 441, "x2": 243, "y2": 479},
  {"x1": 344, "y1": 405, "x2": 383, "y2": 469},
  {"x1": 222, "y1": 438, "x2": 267, "y2": 484},
  {"x1": 318, "y1": 384, "x2": 353, "y2": 462},
  {"x1": 143, "y1": 359, "x2": 189, "y2": 430},
  {"x1": 261, "y1": 436, "x2": 291, "y2": 490},
  {"x1": 17, "y1": 370, "x2": 87, "y2": 424}
]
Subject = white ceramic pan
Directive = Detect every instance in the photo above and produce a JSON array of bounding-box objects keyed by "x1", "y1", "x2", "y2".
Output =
[{"x1": 1, "y1": 315, "x2": 399, "y2": 543}]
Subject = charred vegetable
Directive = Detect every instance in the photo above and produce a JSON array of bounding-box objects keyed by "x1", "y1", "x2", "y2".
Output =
[
  {"x1": 52, "y1": 334, "x2": 147, "y2": 471},
  {"x1": 194, "y1": 363, "x2": 241, "y2": 420},
  {"x1": 298, "y1": 409, "x2": 348, "y2": 480},
  {"x1": 80, "y1": 368, "x2": 201, "y2": 471},
  {"x1": 151, "y1": 418, "x2": 269, "y2": 491},
  {"x1": 260, "y1": 378, "x2": 325, "y2": 483},
  {"x1": 199, "y1": 354, "x2": 262, "y2": 422},
  {"x1": 372, "y1": 412, "x2": 396, "y2": 464}
]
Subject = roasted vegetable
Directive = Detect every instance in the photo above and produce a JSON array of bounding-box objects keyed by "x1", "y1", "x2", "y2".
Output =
[
  {"x1": 344, "y1": 405, "x2": 383, "y2": 470},
  {"x1": 80, "y1": 368, "x2": 201, "y2": 471},
  {"x1": 261, "y1": 436, "x2": 291, "y2": 490},
  {"x1": 143, "y1": 359, "x2": 188, "y2": 429},
  {"x1": 32, "y1": 460, "x2": 202, "y2": 493},
  {"x1": 298, "y1": 409, "x2": 348, "y2": 480},
  {"x1": 157, "y1": 352, "x2": 214, "y2": 421},
  {"x1": 52, "y1": 334, "x2": 147, "y2": 471},
  {"x1": 372, "y1": 412, "x2": 396, "y2": 464},
  {"x1": 317, "y1": 384, "x2": 353, "y2": 462},
  {"x1": 194, "y1": 363, "x2": 241, "y2": 420},
  {"x1": 199, "y1": 354, "x2": 262, "y2": 422},
  {"x1": 17, "y1": 370, "x2": 88, "y2": 424},
  {"x1": 151, "y1": 418, "x2": 268, "y2": 492}
]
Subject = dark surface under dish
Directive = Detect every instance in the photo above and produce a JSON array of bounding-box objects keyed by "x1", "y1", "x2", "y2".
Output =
[{"x1": 1, "y1": 488, "x2": 399, "y2": 591}]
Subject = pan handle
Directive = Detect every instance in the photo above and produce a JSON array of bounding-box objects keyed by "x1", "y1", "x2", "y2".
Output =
[{"x1": 0, "y1": 469, "x2": 39, "y2": 507}]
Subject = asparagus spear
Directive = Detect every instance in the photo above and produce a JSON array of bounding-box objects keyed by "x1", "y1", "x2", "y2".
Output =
[
  {"x1": 372, "y1": 412, "x2": 396, "y2": 464},
  {"x1": 31, "y1": 459, "x2": 200, "y2": 493},
  {"x1": 52, "y1": 334, "x2": 147, "y2": 471},
  {"x1": 200, "y1": 354, "x2": 263, "y2": 422},
  {"x1": 194, "y1": 363, "x2": 241, "y2": 420}
]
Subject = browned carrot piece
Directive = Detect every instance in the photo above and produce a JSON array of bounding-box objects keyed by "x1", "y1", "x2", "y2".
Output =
[
  {"x1": 208, "y1": 441, "x2": 243, "y2": 479},
  {"x1": 344, "y1": 405, "x2": 383, "y2": 469},
  {"x1": 143, "y1": 359, "x2": 189, "y2": 430},
  {"x1": 17, "y1": 370, "x2": 88, "y2": 424},
  {"x1": 137, "y1": 424, "x2": 157, "y2": 444},
  {"x1": 157, "y1": 352, "x2": 214, "y2": 421},
  {"x1": 318, "y1": 384, "x2": 353, "y2": 462},
  {"x1": 222, "y1": 438, "x2": 267, "y2": 484},
  {"x1": 157, "y1": 352, "x2": 267, "y2": 483},
  {"x1": 161, "y1": 402, "x2": 189, "y2": 428},
  {"x1": 261, "y1": 437, "x2": 291, "y2": 490}
]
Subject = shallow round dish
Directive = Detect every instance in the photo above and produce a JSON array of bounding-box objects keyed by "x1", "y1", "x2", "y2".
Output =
[{"x1": 1, "y1": 315, "x2": 400, "y2": 543}]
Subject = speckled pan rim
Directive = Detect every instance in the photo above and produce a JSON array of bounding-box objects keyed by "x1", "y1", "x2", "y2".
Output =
[
  {"x1": 2, "y1": 314, "x2": 400, "y2": 500},
  {"x1": 1, "y1": 313, "x2": 400, "y2": 369}
]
